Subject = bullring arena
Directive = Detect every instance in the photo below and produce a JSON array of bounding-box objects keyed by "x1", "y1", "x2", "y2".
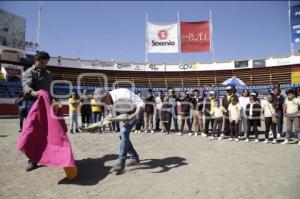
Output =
[
  {"x1": 1, "y1": 2, "x2": 300, "y2": 199},
  {"x1": 1, "y1": 49, "x2": 300, "y2": 199}
]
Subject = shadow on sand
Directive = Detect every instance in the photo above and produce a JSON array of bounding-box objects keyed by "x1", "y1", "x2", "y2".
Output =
[
  {"x1": 129, "y1": 156, "x2": 188, "y2": 173},
  {"x1": 58, "y1": 154, "x2": 118, "y2": 186},
  {"x1": 0, "y1": 135, "x2": 8, "y2": 138}
]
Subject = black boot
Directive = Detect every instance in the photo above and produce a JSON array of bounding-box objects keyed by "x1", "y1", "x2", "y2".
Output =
[{"x1": 26, "y1": 161, "x2": 38, "y2": 172}]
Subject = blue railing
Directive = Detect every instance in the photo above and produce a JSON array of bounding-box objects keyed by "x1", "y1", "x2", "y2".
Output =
[{"x1": 0, "y1": 80, "x2": 299, "y2": 98}]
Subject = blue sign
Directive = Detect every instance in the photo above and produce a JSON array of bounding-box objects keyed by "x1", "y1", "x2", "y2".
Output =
[{"x1": 291, "y1": 5, "x2": 300, "y2": 43}]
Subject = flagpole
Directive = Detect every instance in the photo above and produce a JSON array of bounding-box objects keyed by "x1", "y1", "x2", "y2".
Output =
[
  {"x1": 288, "y1": 0, "x2": 294, "y2": 55},
  {"x1": 36, "y1": 1, "x2": 42, "y2": 51},
  {"x1": 209, "y1": 10, "x2": 215, "y2": 61},
  {"x1": 177, "y1": 11, "x2": 182, "y2": 64},
  {"x1": 145, "y1": 12, "x2": 149, "y2": 62}
]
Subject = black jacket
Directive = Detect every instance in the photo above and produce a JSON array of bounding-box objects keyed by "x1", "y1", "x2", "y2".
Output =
[
  {"x1": 145, "y1": 96, "x2": 155, "y2": 114},
  {"x1": 222, "y1": 94, "x2": 239, "y2": 115},
  {"x1": 179, "y1": 98, "x2": 191, "y2": 116},
  {"x1": 203, "y1": 97, "x2": 215, "y2": 116},
  {"x1": 274, "y1": 95, "x2": 285, "y2": 112},
  {"x1": 245, "y1": 103, "x2": 261, "y2": 119}
]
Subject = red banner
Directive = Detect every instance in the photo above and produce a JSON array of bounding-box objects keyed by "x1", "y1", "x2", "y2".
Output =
[{"x1": 180, "y1": 21, "x2": 211, "y2": 53}]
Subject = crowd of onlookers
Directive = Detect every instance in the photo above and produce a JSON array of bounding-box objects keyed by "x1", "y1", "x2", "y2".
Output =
[
  {"x1": 58, "y1": 84, "x2": 300, "y2": 146},
  {"x1": 15, "y1": 81, "x2": 300, "y2": 146}
]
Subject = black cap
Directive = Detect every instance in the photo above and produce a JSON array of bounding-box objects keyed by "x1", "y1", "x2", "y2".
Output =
[{"x1": 35, "y1": 51, "x2": 50, "y2": 60}]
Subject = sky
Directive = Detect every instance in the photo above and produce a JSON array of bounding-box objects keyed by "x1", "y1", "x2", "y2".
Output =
[{"x1": 0, "y1": 1, "x2": 298, "y2": 64}]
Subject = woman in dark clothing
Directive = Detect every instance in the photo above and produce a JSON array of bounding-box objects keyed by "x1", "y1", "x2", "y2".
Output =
[
  {"x1": 15, "y1": 92, "x2": 28, "y2": 132},
  {"x1": 178, "y1": 93, "x2": 192, "y2": 135},
  {"x1": 161, "y1": 95, "x2": 171, "y2": 133}
]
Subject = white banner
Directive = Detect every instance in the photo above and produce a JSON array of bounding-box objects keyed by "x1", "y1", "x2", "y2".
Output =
[
  {"x1": 165, "y1": 63, "x2": 198, "y2": 72},
  {"x1": 145, "y1": 64, "x2": 165, "y2": 72},
  {"x1": 147, "y1": 22, "x2": 179, "y2": 53}
]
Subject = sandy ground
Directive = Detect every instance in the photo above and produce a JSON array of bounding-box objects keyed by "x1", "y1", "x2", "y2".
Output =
[{"x1": 0, "y1": 118, "x2": 300, "y2": 199}]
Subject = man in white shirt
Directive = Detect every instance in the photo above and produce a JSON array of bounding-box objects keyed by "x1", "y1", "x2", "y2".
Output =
[{"x1": 99, "y1": 88, "x2": 145, "y2": 173}]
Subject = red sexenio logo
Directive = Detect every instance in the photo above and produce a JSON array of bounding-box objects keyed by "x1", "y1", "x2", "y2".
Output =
[{"x1": 157, "y1": 30, "x2": 168, "y2": 40}]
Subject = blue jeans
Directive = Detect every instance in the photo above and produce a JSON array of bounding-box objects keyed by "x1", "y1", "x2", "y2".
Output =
[
  {"x1": 92, "y1": 112, "x2": 102, "y2": 132},
  {"x1": 92, "y1": 112, "x2": 102, "y2": 123},
  {"x1": 119, "y1": 113, "x2": 141, "y2": 165},
  {"x1": 277, "y1": 111, "x2": 283, "y2": 136},
  {"x1": 70, "y1": 111, "x2": 79, "y2": 130}
]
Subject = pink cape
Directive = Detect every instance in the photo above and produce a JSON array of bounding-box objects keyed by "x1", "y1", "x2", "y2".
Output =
[{"x1": 17, "y1": 90, "x2": 76, "y2": 168}]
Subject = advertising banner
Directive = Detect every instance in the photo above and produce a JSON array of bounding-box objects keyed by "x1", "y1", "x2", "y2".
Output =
[
  {"x1": 180, "y1": 21, "x2": 210, "y2": 52},
  {"x1": 147, "y1": 22, "x2": 179, "y2": 53}
]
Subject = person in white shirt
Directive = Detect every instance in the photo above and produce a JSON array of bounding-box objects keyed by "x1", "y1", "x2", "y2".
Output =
[
  {"x1": 99, "y1": 88, "x2": 145, "y2": 173},
  {"x1": 154, "y1": 90, "x2": 164, "y2": 131},
  {"x1": 282, "y1": 89, "x2": 300, "y2": 146},
  {"x1": 261, "y1": 93, "x2": 277, "y2": 144},
  {"x1": 238, "y1": 89, "x2": 250, "y2": 136},
  {"x1": 210, "y1": 99, "x2": 227, "y2": 140},
  {"x1": 228, "y1": 97, "x2": 241, "y2": 142}
]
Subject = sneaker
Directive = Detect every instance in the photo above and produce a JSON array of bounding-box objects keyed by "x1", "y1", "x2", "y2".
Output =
[
  {"x1": 220, "y1": 134, "x2": 225, "y2": 138},
  {"x1": 202, "y1": 133, "x2": 207, "y2": 137},
  {"x1": 26, "y1": 162, "x2": 38, "y2": 172},
  {"x1": 151, "y1": 130, "x2": 155, "y2": 134},
  {"x1": 138, "y1": 130, "x2": 141, "y2": 133},
  {"x1": 298, "y1": 141, "x2": 300, "y2": 147},
  {"x1": 272, "y1": 139, "x2": 278, "y2": 144},
  {"x1": 134, "y1": 130, "x2": 138, "y2": 133},
  {"x1": 111, "y1": 163, "x2": 125, "y2": 174},
  {"x1": 188, "y1": 132, "x2": 192, "y2": 136},
  {"x1": 269, "y1": 131, "x2": 273, "y2": 138},
  {"x1": 255, "y1": 139, "x2": 259, "y2": 143},
  {"x1": 245, "y1": 138, "x2": 250, "y2": 142},
  {"x1": 160, "y1": 130, "x2": 164, "y2": 133},
  {"x1": 209, "y1": 136, "x2": 214, "y2": 140},
  {"x1": 125, "y1": 159, "x2": 140, "y2": 167},
  {"x1": 263, "y1": 139, "x2": 269, "y2": 144},
  {"x1": 218, "y1": 137, "x2": 223, "y2": 141},
  {"x1": 228, "y1": 138, "x2": 233, "y2": 141},
  {"x1": 281, "y1": 139, "x2": 289, "y2": 145},
  {"x1": 235, "y1": 138, "x2": 239, "y2": 142},
  {"x1": 178, "y1": 132, "x2": 183, "y2": 136},
  {"x1": 277, "y1": 133, "x2": 281, "y2": 138},
  {"x1": 194, "y1": 133, "x2": 198, "y2": 137}
]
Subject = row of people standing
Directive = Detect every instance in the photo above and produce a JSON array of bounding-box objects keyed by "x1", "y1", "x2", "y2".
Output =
[{"x1": 133, "y1": 86, "x2": 300, "y2": 145}]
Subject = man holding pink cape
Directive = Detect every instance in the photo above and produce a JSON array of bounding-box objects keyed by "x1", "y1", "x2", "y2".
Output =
[{"x1": 19, "y1": 52, "x2": 77, "y2": 180}]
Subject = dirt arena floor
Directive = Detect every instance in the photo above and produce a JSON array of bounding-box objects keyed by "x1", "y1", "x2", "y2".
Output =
[{"x1": 0, "y1": 118, "x2": 300, "y2": 199}]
